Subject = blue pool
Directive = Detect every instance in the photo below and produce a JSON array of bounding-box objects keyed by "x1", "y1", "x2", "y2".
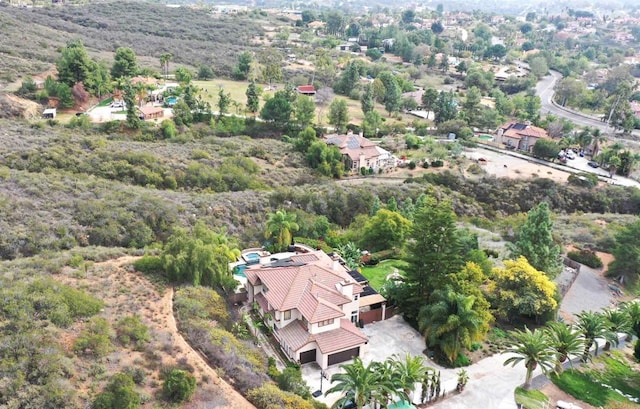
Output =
[
  {"x1": 244, "y1": 252, "x2": 260, "y2": 265},
  {"x1": 166, "y1": 96, "x2": 178, "y2": 106},
  {"x1": 233, "y1": 265, "x2": 247, "y2": 277}
]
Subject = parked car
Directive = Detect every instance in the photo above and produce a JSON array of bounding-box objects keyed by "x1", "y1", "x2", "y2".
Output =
[
  {"x1": 566, "y1": 151, "x2": 576, "y2": 160},
  {"x1": 110, "y1": 101, "x2": 125, "y2": 109},
  {"x1": 588, "y1": 161, "x2": 599, "y2": 168}
]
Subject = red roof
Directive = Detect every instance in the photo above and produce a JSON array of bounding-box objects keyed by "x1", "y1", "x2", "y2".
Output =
[{"x1": 297, "y1": 85, "x2": 316, "y2": 93}]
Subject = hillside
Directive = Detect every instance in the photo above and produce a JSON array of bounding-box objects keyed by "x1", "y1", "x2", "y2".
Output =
[{"x1": 0, "y1": 1, "x2": 266, "y2": 83}]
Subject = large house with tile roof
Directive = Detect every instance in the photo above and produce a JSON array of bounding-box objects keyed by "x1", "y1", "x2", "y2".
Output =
[
  {"x1": 496, "y1": 122, "x2": 551, "y2": 153},
  {"x1": 324, "y1": 133, "x2": 397, "y2": 174},
  {"x1": 243, "y1": 249, "x2": 370, "y2": 369}
]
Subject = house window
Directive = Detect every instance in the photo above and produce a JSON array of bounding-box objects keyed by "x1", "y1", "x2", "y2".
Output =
[
  {"x1": 351, "y1": 311, "x2": 358, "y2": 324},
  {"x1": 354, "y1": 294, "x2": 359, "y2": 301},
  {"x1": 283, "y1": 310, "x2": 291, "y2": 320},
  {"x1": 318, "y1": 319, "x2": 334, "y2": 327}
]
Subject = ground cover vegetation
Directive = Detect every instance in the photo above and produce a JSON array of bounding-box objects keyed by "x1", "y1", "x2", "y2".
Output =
[{"x1": 3, "y1": 2, "x2": 640, "y2": 408}]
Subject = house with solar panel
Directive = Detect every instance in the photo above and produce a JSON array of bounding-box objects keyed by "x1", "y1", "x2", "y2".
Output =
[
  {"x1": 240, "y1": 246, "x2": 388, "y2": 369},
  {"x1": 324, "y1": 132, "x2": 397, "y2": 174},
  {"x1": 496, "y1": 122, "x2": 551, "y2": 153}
]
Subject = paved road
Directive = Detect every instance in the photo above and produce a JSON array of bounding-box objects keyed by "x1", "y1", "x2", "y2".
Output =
[
  {"x1": 559, "y1": 264, "x2": 615, "y2": 323},
  {"x1": 536, "y1": 71, "x2": 640, "y2": 139}
]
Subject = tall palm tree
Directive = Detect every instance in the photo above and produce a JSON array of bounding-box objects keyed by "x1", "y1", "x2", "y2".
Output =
[
  {"x1": 326, "y1": 357, "x2": 391, "y2": 409},
  {"x1": 591, "y1": 128, "x2": 605, "y2": 158},
  {"x1": 264, "y1": 210, "x2": 299, "y2": 252},
  {"x1": 418, "y1": 287, "x2": 489, "y2": 365},
  {"x1": 503, "y1": 327, "x2": 555, "y2": 389},
  {"x1": 575, "y1": 311, "x2": 618, "y2": 362},
  {"x1": 159, "y1": 52, "x2": 173, "y2": 78},
  {"x1": 544, "y1": 321, "x2": 584, "y2": 373}
]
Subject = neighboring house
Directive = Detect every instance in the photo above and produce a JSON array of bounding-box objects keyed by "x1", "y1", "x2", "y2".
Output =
[
  {"x1": 297, "y1": 85, "x2": 316, "y2": 96},
  {"x1": 139, "y1": 106, "x2": 164, "y2": 120},
  {"x1": 243, "y1": 249, "x2": 369, "y2": 369},
  {"x1": 496, "y1": 122, "x2": 550, "y2": 152},
  {"x1": 401, "y1": 89, "x2": 424, "y2": 108},
  {"x1": 324, "y1": 132, "x2": 397, "y2": 174},
  {"x1": 42, "y1": 108, "x2": 56, "y2": 119}
]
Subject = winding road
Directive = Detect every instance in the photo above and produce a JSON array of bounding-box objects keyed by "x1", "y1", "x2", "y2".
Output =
[{"x1": 535, "y1": 70, "x2": 640, "y2": 138}]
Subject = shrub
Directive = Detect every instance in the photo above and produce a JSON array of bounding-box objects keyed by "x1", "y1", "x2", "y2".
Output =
[
  {"x1": 124, "y1": 366, "x2": 147, "y2": 385},
  {"x1": 635, "y1": 339, "x2": 640, "y2": 362},
  {"x1": 93, "y1": 373, "x2": 140, "y2": 409},
  {"x1": 567, "y1": 249, "x2": 603, "y2": 268},
  {"x1": 116, "y1": 315, "x2": 150, "y2": 347},
  {"x1": 453, "y1": 352, "x2": 471, "y2": 367},
  {"x1": 133, "y1": 256, "x2": 163, "y2": 275},
  {"x1": 422, "y1": 161, "x2": 430, "y2": 169},
  {"x1": 74, "y1": 317, "x2": 113, "y2": 357},
  {"x1": 365, "y1": 249, "x2": 397, "y2": 265},
  {"x1": 247, "y1": 384, "x2": 315, "y2": 409},
  {"x1": 162, "y1": 369, "x2": 197, "y2": 403},
  {"x1": 431, "y1": 160, "x2": 444, "y2": 167},
  {"x1": 408, "y1": 161, "x2": 417, "y2": 170}
]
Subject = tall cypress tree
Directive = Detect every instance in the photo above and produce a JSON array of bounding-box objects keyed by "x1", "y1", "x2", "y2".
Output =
[
  {"x1": 402, "y1": 198, "x2": 463, "y2": 322},
  {"x1": 509, "y1": 202, "x2": 562, "y2": 277}
]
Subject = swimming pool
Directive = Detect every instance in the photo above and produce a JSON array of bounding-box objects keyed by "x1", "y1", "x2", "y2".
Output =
[
  {"x1": 477, "y1": 134, "x2": 494, "y2": 141},
  {"x1": 243, "y1": 252, "x2": 260, "y2": 265},
  {"x1": 166, "y1": 96, "x2": 178, "y2": 106},
  {"x1": 233, "y1": 265, "x2": 247, "y2": 278}
]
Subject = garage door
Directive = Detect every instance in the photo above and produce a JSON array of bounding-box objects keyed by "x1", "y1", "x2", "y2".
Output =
[
  {"x1": 328, "y1": 347, "x2": 360, "y2": 366},
  {"x1": 299, "y1": 349, "x2": 316, "y2": 364}
]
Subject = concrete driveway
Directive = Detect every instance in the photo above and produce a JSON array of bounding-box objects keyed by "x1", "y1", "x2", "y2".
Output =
[{"x1": 302, "y1": 315, "x2": 533, "y2": 409}]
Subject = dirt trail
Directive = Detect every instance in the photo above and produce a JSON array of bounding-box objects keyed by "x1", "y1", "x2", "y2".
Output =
[
  {"x1": 163, "y1": 287, "x2": 256, "y2": 409},
  {"x1": 60, "y1": 256, "x2": 255, "y2": 409}
]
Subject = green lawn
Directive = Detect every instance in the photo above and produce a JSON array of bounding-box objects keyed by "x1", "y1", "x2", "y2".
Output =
[
  {"x1": 514, "y1": 387, "x2": 549, "y2": 409},
  {"x1": 551, "y1": 351, "x2": 640, "y2": 407},
  {"x1": 360, "y1": 259, "x2": 408, "y2": 290}
]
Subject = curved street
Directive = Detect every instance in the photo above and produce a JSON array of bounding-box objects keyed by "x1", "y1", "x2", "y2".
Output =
[{"x1": 535, "y1": 70, "x2": 640, "y2": 138}]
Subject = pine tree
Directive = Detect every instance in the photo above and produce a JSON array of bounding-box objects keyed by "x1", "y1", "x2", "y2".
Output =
[{"x1": 509, "y1": 202, "x2": 562, "y2": 277}]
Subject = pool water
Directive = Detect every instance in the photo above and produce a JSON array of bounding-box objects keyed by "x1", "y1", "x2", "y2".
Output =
[
  {"x1": 166, "y1": 96, "x2": 178, "y2": 106},
  {"x1": 234, "y1": 265, "x2": 247, "y2": 277},
  {"x1": 478, "y1": 134, "x2": 494, "y2": 141}
]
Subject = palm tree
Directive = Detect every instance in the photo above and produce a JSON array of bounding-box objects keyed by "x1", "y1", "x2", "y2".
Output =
[
  {"x1": 159, "y1": 52, "x2": 173, "y2": 78},
  {"x1": 621, "y1": 300, "x2": 640, "y2": 338},
  {"x1": 264, "y1": 210, "x2": 299, "y2": 252},
  {"x1": 418, "y1": 287, "x2": 489, "y2": 365},
  {"x1": 503, "y1": 327, "x2": 555, "y2": 389},
  {"x1": 575, "y1": 311, "x2": 618, "y2": 362},
  {"x1": 371, "y1": 358, "x2": 405, "y2": 407},
  {"x1": 391, "y1": 354, "x2": 431, "y2": 402},
  {"x1": 602, "y1": 308, "x2": 632, "y2": 348},
  {"x1": 591, "y1": 128, "x2": 605, "y2": 158},
  {"x1": 544, "y1": 321, "x2": 584, "y2": 373},
  {"x1": 326, "y1": 357, "x2": 390, "y2": 409}
]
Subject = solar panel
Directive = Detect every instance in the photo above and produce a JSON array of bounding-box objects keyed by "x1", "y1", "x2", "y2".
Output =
[{"x1": 346, "y1": 136, "x2": 361, "y2": 149}]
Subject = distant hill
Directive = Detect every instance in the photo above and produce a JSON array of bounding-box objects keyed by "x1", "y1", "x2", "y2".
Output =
[{"x1": 0, "y1": 1, "x2": 265, "y2": 82}]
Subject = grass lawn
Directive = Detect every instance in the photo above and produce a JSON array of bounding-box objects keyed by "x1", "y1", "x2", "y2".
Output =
[
  {"x1": 514, "y1": 387, "x2": 549, "y2": 409},
  {"x1": 360, "y1": 259, "x2": 408, "y2": 290},
  {"x1": 551, "y1": 351, "x2": 640, "y2": 407},
  {"x1": 193, "y1": 79, "x2": 427, "y2": 130}
]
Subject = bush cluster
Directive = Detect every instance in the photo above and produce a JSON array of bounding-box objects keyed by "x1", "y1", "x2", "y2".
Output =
[{"x1": 567, "y1": 249, "x2": 603, "y2": 268}]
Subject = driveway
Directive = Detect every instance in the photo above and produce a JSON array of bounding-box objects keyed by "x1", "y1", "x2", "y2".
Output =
[{"x1": 302, "y1": 316, "x2": 532, "y2": 409}]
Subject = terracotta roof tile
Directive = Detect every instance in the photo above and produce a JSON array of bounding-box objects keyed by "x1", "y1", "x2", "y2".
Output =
[{"x1": 314, "y1": 319, "x2": 368, "y2": 353}]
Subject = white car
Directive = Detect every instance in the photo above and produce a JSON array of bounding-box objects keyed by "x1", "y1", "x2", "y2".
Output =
[{"x1": 110, "y1": 102, "x2": 125, "y2": 109}]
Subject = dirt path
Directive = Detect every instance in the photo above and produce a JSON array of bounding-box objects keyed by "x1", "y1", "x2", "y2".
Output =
[
  {"x1": 57, "y1": 256, "x2": 254, "y2": 409},
  {"x1": 163, "y1": 287, "x2": 256, "y2": 409}
]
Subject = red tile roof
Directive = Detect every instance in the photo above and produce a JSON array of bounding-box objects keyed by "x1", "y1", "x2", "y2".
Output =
[
  {"x1": 276, "y1": 319, "x2": 368, "y2": 354},
  {"x1": 244, "y1": 250, "x2": 363, "y2": 324},
  {"x1": 297, "y1": 85, "x2": 316, "y2": 93},
  {"x1": 500, "y1": 122, "x2": 549, "y2": 140}
]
